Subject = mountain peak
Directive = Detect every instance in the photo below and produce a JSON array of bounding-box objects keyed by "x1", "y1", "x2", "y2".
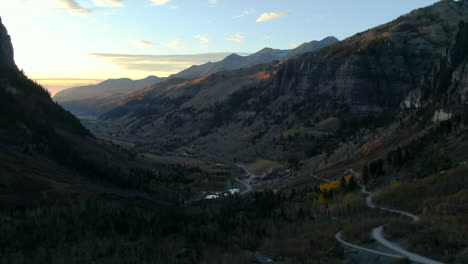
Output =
[
  {"x1": 257, "y1": 47, "x2": 275, "y2": 54},
  {"x1": 225, "y1": 53, "x2": 242, "y2": 59},
  {"x1": 322, "y1": 36, "x2": 339, "y2": 42},
  {"x1": 145, "y1": 75, "x2": 160, "y2": 80}
]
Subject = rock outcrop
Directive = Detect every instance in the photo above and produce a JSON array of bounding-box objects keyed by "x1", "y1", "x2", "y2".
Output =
[{"x1": 0, "y1": 17, "x2": 17, "y2": 78}]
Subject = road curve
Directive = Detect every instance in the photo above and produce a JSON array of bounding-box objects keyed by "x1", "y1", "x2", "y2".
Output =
[
  {"x1": 359, "y1": 184, "x2": 420, "y2": 222},
  {"x1": 234, "y1": 177, "x2": 252, "y2": 195},
  {"x1": 235, "y1": 164, "x2": 255, "y2": 195},
  {"x1": 353, "y1": 174, "x2": 443, "y2": 263},
  {"x1": 311, "y1": 172, "x2": 409, "y2": 259},
  {"x1": 372, "y1": 226, "x2": 443, "y2": 264},
  {"x1": 335, "y1": 232, "x2": 405, "y2": 259}
]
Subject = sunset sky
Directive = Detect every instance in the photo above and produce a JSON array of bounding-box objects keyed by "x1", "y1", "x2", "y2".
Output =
[{"x1": 0, "y1": 0, "x2": 439, "y2": 95}]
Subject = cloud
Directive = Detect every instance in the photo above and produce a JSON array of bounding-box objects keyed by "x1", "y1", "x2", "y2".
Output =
[
  {"x1": 256, "y1": 12, "x2": 288, "y2": 22},
  {"x1": 89, "y1": 53, "x2": 250, "y2": 76},
  {"x1": 133, "y1": 40, "x2": 154, "y2": 47},
  {"x1": 166, "y1": 40, "x2": 182, "y2": 49},
  {"x1": 233, "y1": 9, "x2": 256, "y2": 19},
  {"x1": 210, "y1": 0, "x2": 217, "y2": 4},
  {"x1": 224, "y1": 33, "x2": 245, "y2": 43},
  {"x1": 58, "y1": 0, "x2": 92, "y2": 14},
  {"x1": 291, "y1": 42, "x2": 299, "y2": 48},
  {"x1": 170, "y1": 5, "x2": 179, "y2": 9},
  {"x1": 148, "y1": 0, "x2": 172, "y2": 6},
  {"x1": 194, "y1": 34, "x2": 210, "y2": 47},
  {"x1": 92, "y1": 0, "x2": 124, "y2": 7}
]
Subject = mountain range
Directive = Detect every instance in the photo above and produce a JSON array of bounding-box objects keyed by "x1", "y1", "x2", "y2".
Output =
[
  {"x1": 99, "y1": 0, "x2": 468, "y2": 163},
  {"x1": 53, "y1": 36, "x2": 338, "y2": 117},
  {"x1": 170, "y1": 36, "x2": 339, "y2": 79},
  {"x1": 53, "y1": 75, "x2": 161, "y2": 116}
]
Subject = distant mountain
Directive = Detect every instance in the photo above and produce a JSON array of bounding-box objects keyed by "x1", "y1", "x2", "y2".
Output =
[
  {"x1": 54, "y1": 37, "x2": 337, "y2": 118},
  {"x1": 53, "y1": 75, "x2": 161, "y2": 116},
  {"x1": 171, "y1": 36, "x2": 339, "y2": 79}
]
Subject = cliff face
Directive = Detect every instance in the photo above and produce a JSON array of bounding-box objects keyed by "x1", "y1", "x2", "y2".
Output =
[
  {"x1": 272, "y1": 0, "x2": 468, "y2": 110},
  {"x1": 0, "y1": 17, "x2": 17, "y2": 78}
]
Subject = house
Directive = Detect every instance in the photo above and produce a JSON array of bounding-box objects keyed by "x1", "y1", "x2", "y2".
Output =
[{"x1": 228, "y1": 188, "x2": 240, "y2": 195}]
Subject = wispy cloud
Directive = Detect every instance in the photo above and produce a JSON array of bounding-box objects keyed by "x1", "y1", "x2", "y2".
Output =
[
  {"x1": 210, "y1": 0, "x2": 217, "y2": 5},
  {"x1": 89, "y1": 53, "x2": 249, "y2": 75},
  {"x1": 148, "y1": 0, "x2": 172, "y2": 6},
  {"x1": 233, "y1": 9, "x2": 255, "y2": 19},
  {"x1": 166, "y1": 40, "x2": 182, "y2": 49},
  {"x1": 225, "y1": 33, "x2": 245, "y2": 43},
  {"x1": 133, "y1": 40, "x2": 154, "y2": 47},
  {"x1": 291, "y1": 42, "x2": 300, "y2": 48},
  {"x1": 92, "y1": 0, "x2": 124, "y2": 7},
  {"x1": 256, "y1": 12, "x2": 288, "y2": 22},
  {"x1": 58, "y1": 0, "x2": 92, "y2": 14},
  {"x1": 194, "y1": 34, "x2": 210, "y2": 47}
]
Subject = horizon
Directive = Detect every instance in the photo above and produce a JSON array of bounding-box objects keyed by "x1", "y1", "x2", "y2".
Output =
[{"x1": 1, "y1": 0, "x2": 439, "y2": 95}]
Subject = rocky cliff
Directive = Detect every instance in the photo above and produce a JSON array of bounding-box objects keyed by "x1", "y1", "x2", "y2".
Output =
[
  {"x1": 272, "y1": 0, "x2": 468, "y2": 110},
  {"x1": 0, "y1": 17, "x2": 17, "y2": 79}
]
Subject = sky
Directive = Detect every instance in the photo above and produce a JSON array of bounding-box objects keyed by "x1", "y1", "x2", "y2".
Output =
[{"x1": 0, "y1": 0, "x2": 440, "y2": 95}]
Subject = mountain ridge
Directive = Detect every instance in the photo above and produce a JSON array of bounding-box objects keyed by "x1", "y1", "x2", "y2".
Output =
[
  {"x1": 53, "y1": 75, "x2": 162, "y2": 116},
  {"x1": 170, "y1": 36, "x2": 339, "y2": 79}
]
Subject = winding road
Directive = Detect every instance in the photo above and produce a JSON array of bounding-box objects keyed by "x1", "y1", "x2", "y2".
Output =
[
  {"x1": 338, "y1": 169, "x2": 444, "y2": 264},
  {"x1": 235, "y1": 164, "x2": 255, "y2": 195},
  {"x1": 335, "y1": 232, "x2": 405, "y2": 260},
  {"x1": 312, "y1": 174, "x2": 331, "y2": 183}
]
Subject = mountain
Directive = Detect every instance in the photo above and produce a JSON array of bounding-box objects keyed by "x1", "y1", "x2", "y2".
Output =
[
  {"x1": 0, "y1": 17, "x2": 175, "y2": 208},
  {"x1": 171, "y1": 36, "x2": 339, "y2": 79},
  {"x1": 53, "y1": 75, "x2": 161, "y2": 116},
  {"x1": 100, "y1": 0, "x2": 468, "y2": 163},
  {"x1": 53, "y1": 37, "x2": 337, "y2": 118}
]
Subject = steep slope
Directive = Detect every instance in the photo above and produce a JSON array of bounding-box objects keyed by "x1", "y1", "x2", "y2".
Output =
[
  {"x1": 171, "y1": 36, "x2": 339, "y2": 79},
  {"x1": 53, "y1": 75, "x2": 161, "y2": 116},
  {"x1": 100, "y1": 0, "x2": 468, "y2": 164},
  {"x1": 0, "y1": 17, "x2": 172, "y2": 207}
]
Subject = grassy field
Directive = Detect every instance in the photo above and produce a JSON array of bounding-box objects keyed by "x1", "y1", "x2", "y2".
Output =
[{"x1": 246, "y1": 159, "x2": 285, "y2": 176}]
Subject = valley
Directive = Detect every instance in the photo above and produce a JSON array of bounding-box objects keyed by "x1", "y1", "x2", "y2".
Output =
[{"x1": 1, "y1": 0, "x2": 468, "y2": 263}]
